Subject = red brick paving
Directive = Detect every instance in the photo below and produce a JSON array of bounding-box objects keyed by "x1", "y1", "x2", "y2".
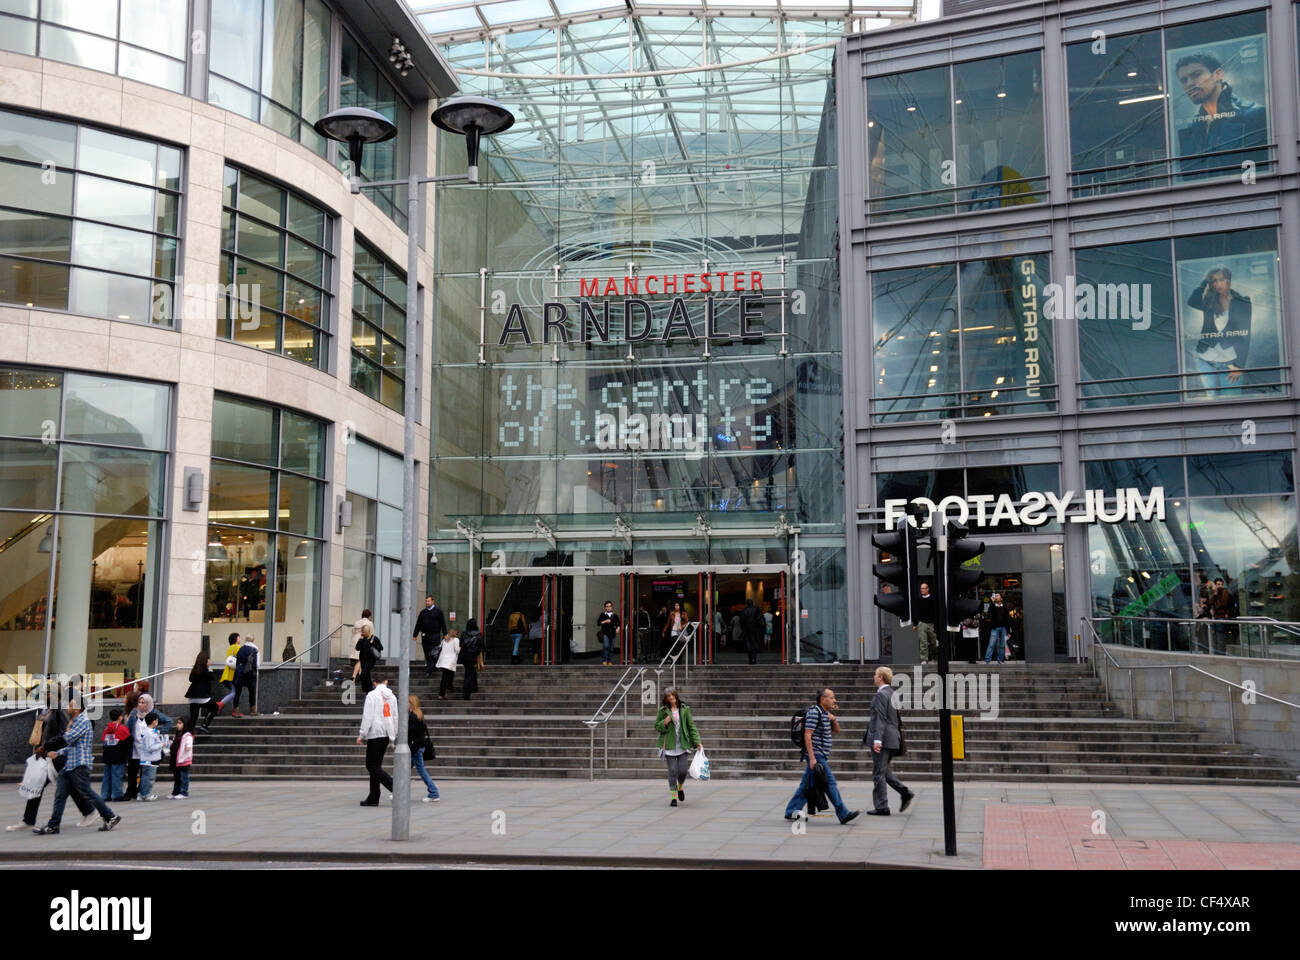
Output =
[{"x1": 983, "y1": 805, "x2": 1300, "y2": 869}]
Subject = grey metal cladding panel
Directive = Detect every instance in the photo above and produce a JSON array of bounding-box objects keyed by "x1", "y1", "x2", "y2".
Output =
[
  {"x1": 1079, "y1": 417, "x2": 1295, "y2": 457},
  {"x1": 861, "y1": 23, "x2": 1044, "y2": 75},
  {"x1": 1061, "y1": 0, "x2": 1162, "y2": 39},
  {"x1": 1161, "y1": 0, "x2": 1270, "y2": 27},
  {"x1": 866, "y1": 223, "x2": 1052, "y2": 267},
  {"x1": 1069, "y1": 195, "x2": 1281, "y2": 246}
]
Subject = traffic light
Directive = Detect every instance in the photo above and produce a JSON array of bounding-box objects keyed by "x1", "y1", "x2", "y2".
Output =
[
  {"x1": 872, "y1": 518, "x2": 920, "y2": 626},
  {"x1": 943, "y1": 520, "x2": 985, "y2": 627}
]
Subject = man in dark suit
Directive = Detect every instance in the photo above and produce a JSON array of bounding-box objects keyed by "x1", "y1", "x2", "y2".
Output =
[
  {"x1": 739, "y1": 600, "x2": 764, "y2": 665},
  {"x1": 865, "y1": 666, "x2": 914, "y2": 816},
  {"x1": 414, "y1": 596, "x2": 448, "y2": 678}
]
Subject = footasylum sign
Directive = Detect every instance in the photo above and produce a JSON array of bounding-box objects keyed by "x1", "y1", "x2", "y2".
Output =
[{"x1": 884, "y1": 487, "x2": 1166, "y2": 529}]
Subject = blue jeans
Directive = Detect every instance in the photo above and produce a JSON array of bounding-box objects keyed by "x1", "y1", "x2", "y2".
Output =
[
  {"x1": 784, "y1": 756, "x2": 851, "y2": 821},
  {"x1": 48, "y1": 765, "x2": 113, "y2": 828},
  {"x1": 602, "y1": 634, "x2": 615, "y2": 662},
  {"x1": 172, "y1": 767, "x2": 190, "y2": 796},
  {"x1": 1196, "y1": 357, "x2": 1242, "y2": 396},
  {"x1": 985, "y1": 626, "x2": 1008, "y2": 662},
  {"x1": 100, "y1": 763, "x2": 124, "y2": 801},
  {"x1": 510, "y1": 632, "x2": 523, "y2": 656},
  {"x1": 412, "y1": 749, "x2": 439, "y2": 799},
  {"x1": 138, "y1": 763, "x2": 158, "y2": 797}
]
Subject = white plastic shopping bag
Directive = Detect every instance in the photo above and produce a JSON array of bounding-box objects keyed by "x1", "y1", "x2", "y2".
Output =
[{"x1": 688, "y1": 748, "x2": 710, "y2": 781}]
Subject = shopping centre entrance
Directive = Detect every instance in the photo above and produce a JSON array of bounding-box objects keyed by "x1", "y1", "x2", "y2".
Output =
[{"x1": 478, "y1": 566, "x2": 792, "y2": 665}]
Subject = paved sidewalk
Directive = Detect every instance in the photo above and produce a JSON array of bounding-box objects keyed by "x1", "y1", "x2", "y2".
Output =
[{"x1": 2, "y1": 779, "x2": 1297, "y2": 868}]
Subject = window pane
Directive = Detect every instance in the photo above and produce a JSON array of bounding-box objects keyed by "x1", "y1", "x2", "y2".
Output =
[
  {"x1": 1175, "y1": 228, "x2": 1282, "y2": 399},
  {"x1": 280, "y1": 409, "x2": 324, "y2": 476},
  {"x1": 75, "y1": 174, "x2": 156, "y2": 230},
  {"x1": 0, "y1": 514, "x2": 54, "y2": 666},
  {"x1": 210, "y1": 462, "x2": 274, "y2": 528},
  {"x1": 231, "y1": 257, "x2": 284, "y2": 310},
  {"x1": 208, "y1": 74, "x2": 258, "y2": 121},
  {"x1": 63, "y1": 373, "x2": 169, "y2": 448},
  {"x1": 237, "y1": 171, "x2": 284, "y2": 227},
  {"x1": 872, "y1": 263, "x2": 959, "y2": 421},
  {"x1": 72, "y1": 220, "x2": 153, "y2": 275},
  {"x1": 0, "y1": 255, "x2": 69, "y2": 308},
  {"x1": 263, "y1": 0, "x2": 304, "y2": 110},
  {"x1": 343, "y1": 492, "x2": 374, "y2": 550},
  {"x1": 376, "y1": 502, "x2": 401, "y2": 557},
  {"x1": 235, "y1": 216, "x2": 283, "y2": 267},
  {"x1": 954, "y1": 52, "x2": 1044, "y2": 210},
  {"x1": 876, "y1": 469, "x2": 964, "y2": 506},
  {"x1": 1076, "y1": 239, "x2": 1179, "y2": 407},
  {"x1": 212, "y1": 395, "x2": 275, "y2": 464},
  {"x1": 230, "y1": 303, "x2": 279, "y2": 352},
  {"x1": 1191, "y1": 496, "x2": 1297, "y2": 622},
  {"x1": 69, "y1": 268, "x2": 152, "y2": 323},
  {"x1": 78, "y1": 128, "x2": 158, "y2": 186},
  {"x1": 0, "y1": 15, "x2": 37, "y2": 56},
  {"x1": 43, "y1": 0, "x2": 119, "y2": 36},
  {"x1": 281, "y1": 317, "x2": 317, "y2": 366},
  {"x1": 120, "y1": 0, "x2": 188, "y2": 58},
  {"x1": 0, "y1": 159, "x2": 73, "y2": 215},
  {"x1": 380, "y1": 373, "x2": 403, "y2": 412},
  {"x1": 0, "y1": 366, "x2": 61, "y2": 437},
  {"x1": 287, "y1": 194, "x2": 325, "y2": 245},
  {"x1": 285, "y1": 236, "x2": 322, "y2": 284},
  {"x1": 960, "y1": 254, "x2": 1054, "y2": 415},
  {"x1": 1188, "y1": 452, "x2": 1293, "y2": 497},
  {"x1": 0, "y1": 209, "x2": 73, "y2": 262},
  {"x1": 118, "y1": 44, "x2": 185, "y2": 92},
  {"x1": 157, "y1": 147, "x2": 181, "y2": 191},
  {"x1": 0, "y1": 438, "x2": 57, "y2": 509},
  {"x1": 60, "y1": 445, "x2": 164, "y2": 516},
  {"x1": 867, "y1": 66, "x2": 953, "y2": 220},
  {"x1": 301, "y1": 0, "x2": 329, "y2": 133},
  {"x1": 283, "y1": 275, "x2": 323, "y2": 326},
  {"x1": 376, "y1": 446, "x2": 402, "y2": 505},
  {"x1": 1067, "y1": 30, "x2": 1167, "y2": 195},
  {"x1": 0, "y1": 109, "x2": 76, "y2": 167},
  {"x1": 1089, "y1": 502, "x2": 1193, "y2": 619},
  {"x1": 277, "y1": 472, "x2": 322, "y2": 536},
  {"x1": 1085, "y1": 456, "x2": 1186, "y2": 497},
  {"x1": 1166, "y1": 13, "x2": 1269, "y2": 182},
  {"x1": 345, "y1": 440, "x2": 378, "y2": 498},
  {"x1": 210, "y1": 0, "x2": 262, "y2": 89},
  {"x1": 203, "y1": 525, "x2": 271, "y2": 634},
  {"x1": 278, "y1": 535, "x2": 320, "y2": 660}
]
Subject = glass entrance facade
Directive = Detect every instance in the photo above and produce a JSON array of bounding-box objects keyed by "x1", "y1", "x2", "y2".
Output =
[{"x1": 427, "y1": 13, "x2": 849, "y2": 661}]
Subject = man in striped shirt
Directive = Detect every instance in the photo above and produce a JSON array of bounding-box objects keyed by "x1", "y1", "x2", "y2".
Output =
[
  {"x1": 783, "y1": 687, "x2": 860, "y2": 824},
  {"x1": 34, "y1": 695, "x2": 121, "y2": 834}
]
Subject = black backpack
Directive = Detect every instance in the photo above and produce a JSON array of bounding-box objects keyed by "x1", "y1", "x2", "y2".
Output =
[
  {"x1": 789, "y1": 705, "x2": 822, "y2": 748},
  {"x1": 459, "y1": 633, "x2": 481, "y2": 663}
]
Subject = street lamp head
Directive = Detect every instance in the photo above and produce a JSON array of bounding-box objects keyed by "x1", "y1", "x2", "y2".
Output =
[
  {"x1": 313, "y1": 107, "x2": 399, "y2": 184},
  {"x1": 431, "y1": 95, "x2": 515, "y2": 184}
]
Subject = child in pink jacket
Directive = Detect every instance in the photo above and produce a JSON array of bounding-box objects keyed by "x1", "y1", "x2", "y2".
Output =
[{"x1": 167, "y1": 718, "x2": 194, "y2": 799}]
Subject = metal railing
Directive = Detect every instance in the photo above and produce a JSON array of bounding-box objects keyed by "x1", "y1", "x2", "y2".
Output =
[
  {"x1": 583, "y1": 621, "x2": 700, "y2": 780},
  {"x1": 1080, "y1": 617, "x2": 1300, "y2": 745},
  {"x1": 264, "y1": 624, "x2": 345, "y2": 699},
  {"x1": 0, "y1": 665, "x2": 189, "y2": 720},
  {"x1": 1094, "y1": 614, "x2": 1300, "y2": 661}
]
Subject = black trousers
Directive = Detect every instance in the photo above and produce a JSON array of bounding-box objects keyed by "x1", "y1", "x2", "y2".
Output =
[
  {"x1": 438, "y1": 668, "x2": 455, "y2": 697},
  {"x1": 421, "y1": 636, "x2": 438, "y2": 675},
  {"x1": 461, "y1": 663, "x2": 478, "y2": 699},
  {"x1": 232, "y1": 683, "x2": 256, "y2": 711},
  {"x1": 364, "y1": 737, "x2": 393, "y2": 802},
  {"x1": 123, "y1": 758, "x2": 141, "y2": 799},
  {"x1": 23, "y1": 775, "x2": 91, "y2": 825}
]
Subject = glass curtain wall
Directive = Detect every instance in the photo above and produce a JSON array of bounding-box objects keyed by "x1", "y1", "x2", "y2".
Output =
[
  {"x1": 203, "y1": 395, "x2": 325, "y2": 661},
  {"x1": 0, "y1": 365, "x2": 168, "y2": 681},
  {"x1": 339, "y1": 30, "x2": 409, "y2": 228},
  {"x1": 431, "y1": 16, "x2": 846, "y2": 659},
  {"x1": 1066, "y1": 12, "x2": 1271, "y2": 195},
  {"x1": 1085, "y1": 451, "x2": 1296, "y2": 653},
  {"x1": 351, "y1": 236, "x2": 407, "y2": 411},
  {"x1": 220, "y1": 165, "x2": 334, "y2": 369},
  {"x1": 208, "y1": 0, "x2": 332, "y2": 155},
  {"x1": 341, "y1": 438, "x2": 403, "y2": 656},
  {"x1": 0, "y1": 0, "x2": 189, "y2": 92},
  {"x1": 0, "y1": 108, "x2": 182, "y2": 324}
]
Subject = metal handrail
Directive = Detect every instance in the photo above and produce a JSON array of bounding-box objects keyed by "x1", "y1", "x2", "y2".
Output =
[
  {"x1": 1079, "y1": 616, "x2": 1300, "y2": 745},
  {"x1": 1096, "y1": 613, "x2": 1300, "y2": 660},
  {"x1": 582, "y1": 621, "x2": 700, "y2": 781},
  {"x1": 0, "y1": 665, "x2": 188, "y2": 720}
]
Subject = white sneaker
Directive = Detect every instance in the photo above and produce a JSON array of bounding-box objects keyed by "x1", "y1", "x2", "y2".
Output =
[
  {"x1": 141, "y1": 795, "x2": 159, "y2": 802},
  {"x1": 5, "y1": 822, "x2": 31, "y2": 831},
  {"x1": 78, "y1": 812, "x2": 99, "y2": 828},
  {"x1": 422, "y1": 796, "x2": 441, "y2": 803}
]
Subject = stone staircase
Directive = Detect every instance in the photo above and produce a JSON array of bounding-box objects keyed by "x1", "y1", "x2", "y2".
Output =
[{"x1": 97, "y1": 661, "x2": 1300, "y2": 786}]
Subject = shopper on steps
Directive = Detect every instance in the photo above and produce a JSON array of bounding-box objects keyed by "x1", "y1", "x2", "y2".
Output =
[
  {"x1": 357, "y1": 669, "x2": 397, "y2": 806},
  {"x1": 408, "y1": 695, "x2": 440, "y2": 802},
  {"x1": 653, "y1": 688, "x2": 702, "y2": 808},
  {"x1": 436, "y1": 630, "x2": 460, "y2": 699}
]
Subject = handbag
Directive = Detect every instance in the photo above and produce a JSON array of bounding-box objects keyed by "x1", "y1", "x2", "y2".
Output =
[
  {"x1": 896, "y1": 708, "x2": 908, "y2": 757},
  {"x1": 27, "y1": 716, "x2": 45, "y2": 747},
  {"x1": 423, "y1": 739, "x2": 436, "y2": 761}
]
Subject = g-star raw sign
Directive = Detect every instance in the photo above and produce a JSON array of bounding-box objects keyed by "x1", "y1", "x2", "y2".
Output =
[
  {"x1": 884, "y1": 487, "x2": 1166, "y2": 529},
  {"x1": 498, "y1": 270, "x2": 769, "y2": 345}
]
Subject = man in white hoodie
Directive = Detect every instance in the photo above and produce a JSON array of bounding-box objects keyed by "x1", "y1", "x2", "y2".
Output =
[{"x1": 356, "y1": 669, "x2": 397, "y2": 806}]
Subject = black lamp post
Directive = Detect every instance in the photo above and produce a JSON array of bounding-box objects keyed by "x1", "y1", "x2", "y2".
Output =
[{"x1": 314, "y1": 94, "x2": 514, "y2": 842}]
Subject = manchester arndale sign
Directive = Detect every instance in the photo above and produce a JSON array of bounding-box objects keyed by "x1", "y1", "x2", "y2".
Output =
[{"x1": 884, "y1": 487, "x2": 1166, "y2": 529}]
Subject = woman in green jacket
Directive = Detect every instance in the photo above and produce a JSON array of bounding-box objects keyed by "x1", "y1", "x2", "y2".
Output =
[{"x1": 654, "y1": 688, "x2": 702, "y2": 807}]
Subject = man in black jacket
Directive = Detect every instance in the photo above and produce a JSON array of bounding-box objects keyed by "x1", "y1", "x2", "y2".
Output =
[
  {"x1": 739, "y1": 600, "x2": 765, "y2": 665},
  {"x1": 414, "y1": 596, "x2": 449, "y2": 678}
]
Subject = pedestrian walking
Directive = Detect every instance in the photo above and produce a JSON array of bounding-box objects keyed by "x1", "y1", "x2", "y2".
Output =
[
  {"x1": 414, "y1": 596, "x2": 449, "y2": 678},
  {"x1": 654, "y1": 688, "x2": 702, "y2": 807},
  {"x1": 866, "y1": 667, "x2": 914, "y2": 816},
  {"x1": 459, "y1": 619, "x2": 483, "y2": 700},
  {"x1": 597, "y1": 600, "x2": 621, "y2": 665},
  {"x1": 354, "y1": 623, "x2": 382, "y2": 693},
  {"x1": 6, "y1": 697, "x2": 94, "y2": 831},
  {"x1": 528, "y1": 612, "x2": 543, "y2": 664},
  {"x1": 99, "y1": 708, "x2": 131, "y2": 802},
  {"x1": 357, "y1": 669, "x2": 396, "y2": 806},
  {"x1": 983, "y1": 593, "x2": 1012, "y2": 663},
  {"x1": 168, "y1": 718, "x2": 194, "y2": 799},
  {"x1": 740, "y1": 599, "x2": 764, "y2": 665},
  {"x1": 31, "y1": 694, "x2": 120, "y2": 834},
  {"x1": 184, "y1": 651, "x2": 218, "y2": 733},
  {"x1": 436, "y1": 630, "x2": 460, "y2": 700},
  {"x1": 135, "y1": 712, "x2": 164, "y2": 801},
  {"x1": 783, "y1": 687, "x2": 860, "y2": 824},
  {"x1": 231, "y1": 636, "x2": 259, "y2": 716},
  {"x1": 212, "y1": 632, "x2": 242, "y2": 719},
  {"x1": 350, "y1": 608, "x2": 374, "y2": 666},
  {"x1": 508, "y1": 608, "x2": 528, "y2": 665},
  {"x1": 408, "y1": 695, "x2": 440, "y2": 802},
  {"x1": 663, "y1": 602, "x2": 686, "y2": 653}
]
